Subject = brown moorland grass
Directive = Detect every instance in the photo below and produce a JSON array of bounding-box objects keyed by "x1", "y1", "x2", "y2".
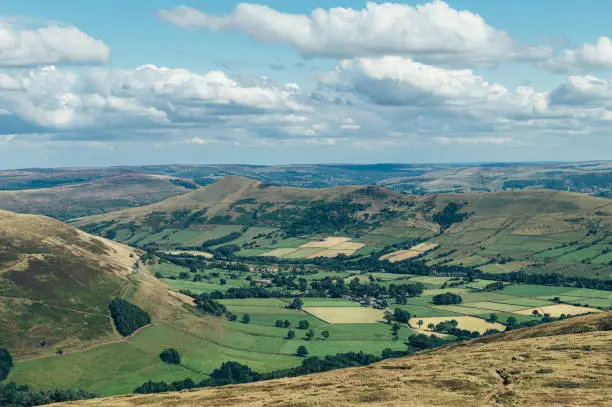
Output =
[{"x1": 55, "y1": 313, "x2": 612, "y2": 407}]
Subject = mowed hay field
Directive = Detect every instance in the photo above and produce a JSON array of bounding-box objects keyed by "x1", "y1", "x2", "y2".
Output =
[
  {"x1": 515, "y1": 304, "x2": 603, "y2": 318},
  {"x1": 261, "y1": 237, "x2": 365, "y2": 259},
  {"x1": 408, "y1": 316, "x2": 506, "y2": 334},
  {"x1": 380, "y1": 242, "x2": 439, "y2": 263},
  {"x1": 304, "y1": 307, "x2": 386, "y2": 324}
]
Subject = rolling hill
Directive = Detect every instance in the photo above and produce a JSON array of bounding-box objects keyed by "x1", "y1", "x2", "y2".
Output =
[
  {"x1": 52, "y1": 312, "x2": 612, "y2": 406},
  {"x1": 73, "y1": 177, "x2": 612, "y2": 278},
  {"x1": 0, "y1": 209, "x2": 164, "y2": 358},
  {"x1": 0, "y1": 173, "x2": 196, "y2": 220}
]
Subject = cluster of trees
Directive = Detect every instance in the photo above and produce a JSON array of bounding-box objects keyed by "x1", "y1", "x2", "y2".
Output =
[
  {"x1": 385, "y1": 308, "x2": 411, "y2": 324},
  {"x1": 200, "y1": 231, "x2": 243, "y2": 248},
  {"x1": 432, "y1": 292, "x2": 463, "y2": 305},
  {"x1": 160, "y1": 349, "x2": 181, "y2": 365},
  {"x1": 108, "y1": 299, "x2": 151, "y2": 337},
  {"x1": 0, "y1": 382, "x2": 97, "y2": 406},
  {"x1": 0, "y1": 349, "x2": 13, "y2": 381},
  {"x1": 484, "y1": 281, "x2": 505, "y2": 291},
  {"x1": 432, "y1": 202, "x2": 468, "y2": 231},
  {"x1": 284, "y1": 200, "x2": 369, "y2": 237},
  {"x1": 196, "y1": 298, "x2": 228, "y2": 317}
]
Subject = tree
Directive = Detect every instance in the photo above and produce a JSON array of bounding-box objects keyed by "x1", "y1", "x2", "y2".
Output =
[
  {"x1": 227, "y1": 312, "x2": 237, "y2": 321},
  {"x1": 0, "y1": 348, "x2": 13, "y2": 381},
  {"x1": 394, "y1": 308, "x2": 411, "y2": 323},
  {"x1": 296, "y1": 345, "x2": 308, "y2": 357},
  {"x1": 383, "y1": 311, "x2": 394, "y2": 324},
  {"x1": 432, "y1": 292, "x2": 462, "y2": 305},
  {"x1": 305, "y1": 329, "x2": 315, "y2": 341},
  {"x1": 287, "y1": 330, "x2": 296, "y2": 340},
  {"x1": 275, "y1": 320, "x2": 284, "y2": 328},
  {"x1": 220, "y1": 278, "x2": 227, "y2": 286},
  {"x1": 321, "y1": 330, "x2": 330, "y2": 339},
  {"x1": 298, "y1": 320, "x2": 310, "y2": 330},
  {"x1": 505, "y1": 316, "x2": 519, "y2": 330},
  {"x1": 159, "y1": 349, "x2": 181, "y2": 365},
  {"x1": 283, "y1": 320, "x2": 291, "y2": 328},
  {"x1": 427, "y1": 323, "x2": 435, "y2": 331},
  {"x1": 417, "y1": 320, "x2": 424, "y2": 329},
  {"x1": 241, "y1": 314, "x2": 251, "y2": 324},
  {"x1": 287, "y1": 297, "x2": 304, "y2": 310},
  {"x1": 532, "y1": 309, "x2": 541, "y2": 317},
  {"x1": 489, "y1": 313, "x2": 499, "y2": 323}
]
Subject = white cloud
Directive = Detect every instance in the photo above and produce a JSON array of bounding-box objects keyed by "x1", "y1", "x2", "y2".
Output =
[
  {"x1": 0, "y1": 22, "x2": 110, "y2": 67},
  {"x1": 0, "y1": 64, "x2": 307, "y2": 132},
  {"x1": 158, "y1": 1, "x2": 550, "y2": 66},
  {"x1": 542, "y1": 37, "x2": 612, "y2": 73}
]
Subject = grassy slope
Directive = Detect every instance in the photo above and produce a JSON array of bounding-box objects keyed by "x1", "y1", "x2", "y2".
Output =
[
  {"x1": 55, "y1": 312, "x2": 612, "y2": 407},
  {"x1": 73, "y1": 177, "x2": 612, "y2": 276},
  {"x1": 0, "y1": 209, "x2": 143, "y2": 357},
  {"x1": 0, "y1": 173, "x2": 192, "y2": 220}
]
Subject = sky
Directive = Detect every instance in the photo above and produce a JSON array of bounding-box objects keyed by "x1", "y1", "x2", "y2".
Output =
[{"x1": 2, "y1": 1, "x2": 612, "y2": 168}]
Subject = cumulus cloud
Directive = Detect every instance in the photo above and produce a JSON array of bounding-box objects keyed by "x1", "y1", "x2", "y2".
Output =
[
  {"x1": 319, "y1": 56, "x2": 548, "y2": 116},
  {"x1": 0, "y1": 65, "x2": 307, "y2": 132},
  {"x1": 0, "y1": 22, "x2": 110, "y2": 67},
  {"x1": 4, "y1": 59, "x2": 612, "y2": 151},
  {"x1": 542, "y1": 37, "x2": 612, "y2": 73},
  {"x1": 158, "y1": 1, "x2": 550, "y2": 66},
  {"x1": 549, "y1": 75, "x2": 612, "y2": 106}
]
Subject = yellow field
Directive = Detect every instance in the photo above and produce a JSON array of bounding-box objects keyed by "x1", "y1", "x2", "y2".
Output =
[
  {"x1": 331, "y1": 241, "x2": 365, "y2": 251},
  {"x1": 514, "y1": 304, "x2": 603, "y2": 318},
  {"x1": 380, "y1": 242, "x2": 439, "y2": 262},
  {"x1": 408, "y1": 316, "x2": 506, "y2": 334},
  {"x1": 300, "y1": 237, "x2": 352, "y2": 248},
  {"x1": 260, "y1": 248, "x2": 298, "y2": 257},
  {"x1": 304, "y1": 307, "x2": 386, "y2": 324},
  {"x1": 411, "y1": 242, "x2": 439, "y2": 253},
  {"x1": 164, "y1": 250, "x2": 213, "y2": 258},
  {"x1": 383, "y1": 250, "x2": 421, "y2": 262},
  {"x1": 308, "y1": 249, "x2": 357, "y2": 258}
]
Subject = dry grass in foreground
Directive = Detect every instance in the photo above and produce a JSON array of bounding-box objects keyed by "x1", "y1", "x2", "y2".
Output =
[{"x1": 55, "y1": 312, "x2": 611, "y2": 407}]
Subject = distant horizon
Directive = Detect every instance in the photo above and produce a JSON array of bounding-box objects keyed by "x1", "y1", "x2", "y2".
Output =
[{"x1": 3, "y1": 159, "x2": 612, "y2": 172}]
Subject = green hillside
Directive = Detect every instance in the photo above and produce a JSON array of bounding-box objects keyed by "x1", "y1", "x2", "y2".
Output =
[{"x1": 73, "y1": 177, "x2": 612, "y2": 278}]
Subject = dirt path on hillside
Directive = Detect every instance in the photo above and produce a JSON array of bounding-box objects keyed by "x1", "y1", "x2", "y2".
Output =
[{"x1": 482, "y1": 369, "x2": 507, "y2": 405}]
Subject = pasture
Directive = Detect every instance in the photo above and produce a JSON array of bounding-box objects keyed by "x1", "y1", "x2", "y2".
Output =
[
  {"x1": 303, "y1": 307, "x2": 386, "y2": 324},
  {"x1": 514, "y1": 304, "x2": 603, "y2": 318},
  {"x1": 260, "y1": 236, "x2": 366, "y2": 259},
  {"x1": 408, "y1": 316, "x2": 506, "y2": 334}
]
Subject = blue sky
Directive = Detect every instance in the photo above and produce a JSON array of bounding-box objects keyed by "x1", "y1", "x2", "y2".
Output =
[{"x1": 1, "y1": 1, "x2": 612, "y2": 168}]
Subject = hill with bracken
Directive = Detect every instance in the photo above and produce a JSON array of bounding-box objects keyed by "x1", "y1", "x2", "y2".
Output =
[
  {"x1": 53, "y1": 312, "x2": 612, "y2": 407},
  {"x1": 0, "y1": 209, "x2": 178, "y2": 358}
]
